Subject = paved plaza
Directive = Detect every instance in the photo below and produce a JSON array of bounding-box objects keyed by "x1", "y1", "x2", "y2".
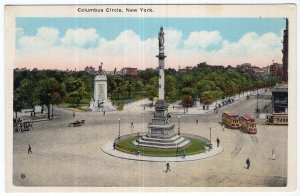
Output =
[{"x1": 12, "y1": 96, "x2": 287, "y2": 187}]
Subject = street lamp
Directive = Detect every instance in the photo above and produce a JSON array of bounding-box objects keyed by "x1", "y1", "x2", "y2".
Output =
[
  {"x1": 178, "y1": 116, "x2": 181, "y2": 135},
  {"x1": 118, "y1": 118, "x2": 121, "y2": 139},
  {"x1": 51, "y1": 104, "x2": 54, "y2": 119},
  {"x1": 209, "y1": 126, "x2": 212, "y2": 143},
  {"x1": 256, "y1": 92, "x2": 259, "y2": 113},
  {"x1": 137, "y1": 130, "x2": 140, "y2": 148}
]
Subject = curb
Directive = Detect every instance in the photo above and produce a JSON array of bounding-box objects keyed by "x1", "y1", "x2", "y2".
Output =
[{"x1": 100, "y1": 140, "x2": 223, "y2": 162}]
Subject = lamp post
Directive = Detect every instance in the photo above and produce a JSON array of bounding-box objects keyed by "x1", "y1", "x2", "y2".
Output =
[
  {"x1": 256, "y1": 92, "x2": 258, "y2": 113},
  {"x1": 51, "y1": 104, "x2": 54, "y2": 119},
  {"x1": 137, "y1": 130, "x2": 140, "y2": 148},
  {"x1": 118, "y1": 118, "x2": 121, "y2": 139},
  {"x1": 209, "y1": 126, "x2": 212, "y2": 143},
  {"x1": 178, "y1": 116, "x2": 181, "y2": 135}
]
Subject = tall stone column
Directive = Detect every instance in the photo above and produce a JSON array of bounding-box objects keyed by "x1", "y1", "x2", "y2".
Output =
[
  {"x1": 157, "y1": 51, "x2": 166, "y2": 100},
  {"x1": 135, "y1": 26, "x2": 190, "y2": 148}
]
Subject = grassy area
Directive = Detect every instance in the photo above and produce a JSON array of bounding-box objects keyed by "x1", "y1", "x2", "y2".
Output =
[
  {"x1": 58, "y1": 102, "x2": 89, "y2": 111},
  {"x1": 111, "y1": 95, "x2": 145, "y2": 106},
  {"x1": 115, "y1": 136, "x2": 208, "y2": 157}
]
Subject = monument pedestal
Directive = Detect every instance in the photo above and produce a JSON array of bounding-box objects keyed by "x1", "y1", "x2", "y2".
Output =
[
  {"x1": 90, "y1": 67, "x2": 115, "y2": 112},
  {"x1": 136, "y1": 100, "x2": 190, "y2": 149}
]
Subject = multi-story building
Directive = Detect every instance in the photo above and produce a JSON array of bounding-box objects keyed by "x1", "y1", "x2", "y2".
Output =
[
  {"x1": 271, "y1": 83, "x2": 288, "y2": 113},
  {"x1": 121, "y1": 67, "x2": 138, "y2": 77},
  {"x1": 262, "y1": 66, "x2": 270, "y2": 76},
  {"x1": 282, "y1": 18, "x2": 288, "y2": 83},
  {"x1": 269, "y1": 63, "x2": 283, "y2": 78}
]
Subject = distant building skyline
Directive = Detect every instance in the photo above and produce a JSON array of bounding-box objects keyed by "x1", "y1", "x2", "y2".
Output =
[{"x1": 15, "y1": 17, "x2": 285, "y2": 71}]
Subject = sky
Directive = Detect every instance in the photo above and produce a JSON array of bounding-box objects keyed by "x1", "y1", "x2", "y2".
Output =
[{"x1": 15, "y1": 17, "x2": 286, "y2": 71}]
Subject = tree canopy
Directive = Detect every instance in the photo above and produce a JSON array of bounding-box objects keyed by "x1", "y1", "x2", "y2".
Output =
[{"x1": 14, "y1": 64, "x2": 281, "y2": 114}]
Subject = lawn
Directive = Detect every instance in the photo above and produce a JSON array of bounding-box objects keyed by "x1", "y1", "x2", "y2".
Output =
[{"x1": 115, "y1": 136, "x2": 208, "y2": 157}]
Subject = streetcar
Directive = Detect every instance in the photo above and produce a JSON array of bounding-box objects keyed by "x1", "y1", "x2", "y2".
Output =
[
  {"x1": 265, "y1": 113, "x2": 288, "y2": 125},
  {"x1": 239, "y1": 114, "x2": 257, "y2": 134},
  {"x1": 222, "y1": 112, "x2": 240, "y2": 129}
]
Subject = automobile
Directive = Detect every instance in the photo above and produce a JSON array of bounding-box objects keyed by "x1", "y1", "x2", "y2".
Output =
[
  {"x1": 14, "y1": 120, "x2": 33, "y2": 132},
  {"x1": 69, "y1": 120, "x2": 85, "y2": 127}
]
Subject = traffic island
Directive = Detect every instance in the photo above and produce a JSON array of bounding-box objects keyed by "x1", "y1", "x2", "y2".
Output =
[{"x1": 101, "y1": 133, "x2": 223, "y2": 162}]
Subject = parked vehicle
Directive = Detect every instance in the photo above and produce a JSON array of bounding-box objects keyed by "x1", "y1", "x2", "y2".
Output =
[
  {"x1": 69, "y1": 120, "x2": 85, "y2": 127},
  {"x1": 265, "y1": 113, "x2": 288, "y2": 125},
  {"x1": 14, "y1": 120, "x2": 33, "y2": 132}
]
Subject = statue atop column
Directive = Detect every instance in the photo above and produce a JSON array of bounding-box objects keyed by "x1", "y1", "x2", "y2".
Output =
[
  {"x1": 97, "y1": 62, "x2": 105, "y2": 75},
  {"x1": 158, "y1": 26, "x2": 165, "y2": 48}
]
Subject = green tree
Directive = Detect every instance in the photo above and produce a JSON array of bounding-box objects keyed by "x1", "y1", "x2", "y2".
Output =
[
  {"x1": 181, "y1": 95, "x2": 193, "y2": 112},
  {"x1": 165, "y1": 75, "x2": 178, "y2": 101},
  {"x1": 145, "y1": 76, "x2": 158, "y2": 98},
  {"x1": 14, "y1": 78, "x2": 40, "y2": 117},
  {"x1": 67, "y1": 86, "x2": 88, "y2": 106},
  {"x1": 36, "y1": 78, "x2": 66, "y2": 119},
  {"x1": 64, "y1": 77, "x2": 88, "y2": 105}
]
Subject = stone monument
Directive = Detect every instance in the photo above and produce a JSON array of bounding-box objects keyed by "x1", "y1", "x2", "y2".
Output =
[
  {"x1": 135, "y1": 27, "x2": 190, "y2": 149},
  {"x1": 90, "y1": 62, "x2": 115, "y2": 111},
  {"x1": 195, "y1": 96, "x2": 201, "y2": 108}
]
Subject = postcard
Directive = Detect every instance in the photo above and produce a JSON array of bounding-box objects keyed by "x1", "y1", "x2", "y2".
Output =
[{"x1": 4, "y1": 4, "x2": 297, "y2": 192}]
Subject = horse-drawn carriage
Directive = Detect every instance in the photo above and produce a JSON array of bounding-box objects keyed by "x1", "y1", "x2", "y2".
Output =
[{"x1": 14, "y1": 119, "x2": 33, "y2": 132}]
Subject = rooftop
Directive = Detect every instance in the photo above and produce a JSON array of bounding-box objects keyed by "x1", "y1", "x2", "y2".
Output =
[{"x1": 271, "y1": 84, "x2": 288, "y2": 93}]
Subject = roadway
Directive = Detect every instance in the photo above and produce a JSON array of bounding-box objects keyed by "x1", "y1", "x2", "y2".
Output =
[{"x1": 12, "y1": 96, "x2": 287, "y2": 187}]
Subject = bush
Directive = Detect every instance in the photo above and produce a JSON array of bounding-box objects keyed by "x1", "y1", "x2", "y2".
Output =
[{"x1": 117, "y1": 105, "x2": 124, "y2": 111}]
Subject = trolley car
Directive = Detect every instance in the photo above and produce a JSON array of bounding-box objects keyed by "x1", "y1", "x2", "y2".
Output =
[
  {"x1": 222, "y1": 112, "x2": 240, "y2": 129},
  {"x1": 265, "y1": 113, "x2": 288, "y2": 125},
  {"x1": 239, "y1": 114, "x2": 257, "y2": 134}
]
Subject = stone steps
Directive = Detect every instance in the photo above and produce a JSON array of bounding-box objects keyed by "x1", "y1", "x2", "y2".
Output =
[
  {"x1": 148, "y1": 124, "x2": 175, "y2": 129},
  {"x1": 141, "y1": 135, "x2": 180, "y2": 143},
  {"x1": 133, "y1": 138, "x2": 190, "y2": 149}
]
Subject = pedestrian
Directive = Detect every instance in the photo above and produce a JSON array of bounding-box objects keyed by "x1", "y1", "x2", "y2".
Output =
[
  {"x1": 272, "y1": 149, "x2": 276, "y2": 160},
  {"x1": 196, "y1": 119, "x2": 198, "y2": 124},
  {"x1": 73, "y1": 112, "x2": 75, "y2": 118},
  {"x1": 216, "y1": 137, "x2": 220, "y2": 147},
  {"x1": 103, "y1": 111, "x2": 106, "y2": 115},
  {"x1": 165, "y1": 162, "x2": 171, "y2": 172},
  {"x1": 246, "y1": 158, "x2": 250, "y2": 169},
  {"x1": 143, "y1": 106, "x2": 145, "y2": 110},
  {"x1": 173, "y1": 105, "x2": 174, "y2": 109},
  {"x1": 113, "y1": 142, "x2": 116, "y2": 150},
  {"x1": 131, "y1": 121, "x2": 134, "y2": 128},
  {"x1": 27, "y1": 144, "x2": 32, "y2": 154}
]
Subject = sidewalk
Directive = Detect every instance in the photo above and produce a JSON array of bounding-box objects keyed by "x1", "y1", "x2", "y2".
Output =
[
  {"x1": 169, "y1": 88, "x2": 267, "y2": 116},
  {"x1": 119, "y1": 89, "x2": 266, "y2": 116},
  {"x1": 101, "y1": 140, "x2": 223, "y2": 162}
]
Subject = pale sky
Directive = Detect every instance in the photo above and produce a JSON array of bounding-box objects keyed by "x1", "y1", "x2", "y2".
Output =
[{"x1": 15, "y1": 17, "x2": 286, "y2": 71}]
